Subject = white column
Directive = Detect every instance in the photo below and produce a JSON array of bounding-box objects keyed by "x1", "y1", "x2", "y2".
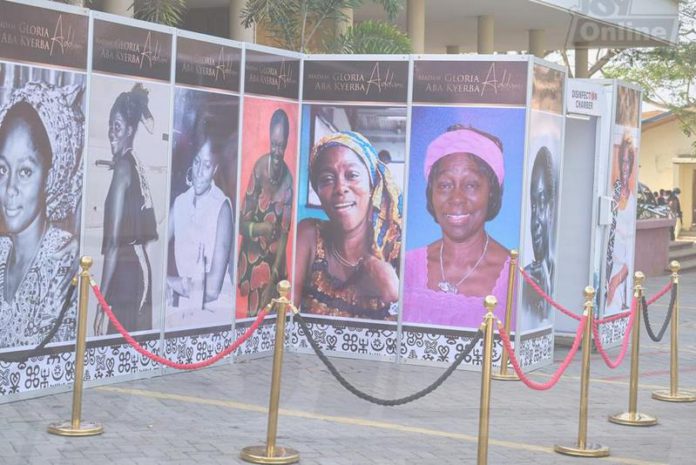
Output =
[
  {"x1": 229, "y1": 0, "x2": 255, "y2": 43},
  {"x1": 477, "y1": 15, "x2": 494, "y2": 54},
  {"x1": 407, "y1": 0, "x2": 425, "y2": 54},
  {"x1": 529, "y1": 29, "x2": 545, "y2": 58},
  {"x1": 446, "y1": 45, "x2": 460, "y2": 54},
  {"x1": 575, "y1": 45, "x2": 589, "y2": 78},
  {"x1": 102, "y1": 0, "x2": 133, "y2": 17}
]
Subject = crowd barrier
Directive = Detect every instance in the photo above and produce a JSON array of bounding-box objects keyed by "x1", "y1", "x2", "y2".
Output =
[{"x1": 45, "y1": 252, "x2": 693, "y2": 464}]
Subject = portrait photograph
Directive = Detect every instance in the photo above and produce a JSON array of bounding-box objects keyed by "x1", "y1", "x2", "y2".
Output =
[
  {"x1": 603, "y1": 127, "x2": 640, "y2": 315},
  {"x1": 83, "y1": 74, "x2": 171, "y2": 338},
  {"x1": 615, "y1": 86, "x2": 640, "y2": 129},
  {"x1": 293, "y1": 104, "x2": 406, "y2": 322},
  {"x1": 403, "y1": 105, "x2": 526, "y2": 330},
  {"x1": 165, "y1": 87, "x2": 239, "y2": 330},
  {"x1": 236, "y1": 96, "x2": 298, "y2": 320},
  {"x1": 519, "y1": 110, "x2": 563, "y2": 331},
  {"x1": 0, "y1": 63, "x2": 85, "y2": 350}
]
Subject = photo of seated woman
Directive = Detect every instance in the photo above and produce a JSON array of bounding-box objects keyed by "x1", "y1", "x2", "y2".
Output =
[
  {"x1": 294, "y1": 106, "x2": 406, "y2": 321},
  {"x1": 403, "y1": 106, "x2": 526, "y2": 329},
  {"x1": 166, "y1": 89, "x2": 237, "y2": 329}
]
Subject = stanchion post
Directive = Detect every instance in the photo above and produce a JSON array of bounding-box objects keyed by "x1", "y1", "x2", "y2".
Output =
[
  {"x1": 477, "y1": 296, "x2": 496, "y2": 465},
  {"x1": 492, "y1": 250, "x2": 519, "y2": 381},
  {"x1": 554, "y1": 287, "x2": 609, "y2": 457},
  {"x1": 48, "y1": 257, "x2": 103, "y2": 436},
  {"x1": 241, "y1": 280, "x2": 300, "y2": 464},
  {"x1": 652, "y1": 261, "x2": 696, "y2": 402},
  {"x1": 609, "y1": 272, "x2": 657, "y2": 426}
]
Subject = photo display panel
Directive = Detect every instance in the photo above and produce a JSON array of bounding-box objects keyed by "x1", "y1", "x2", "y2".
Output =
[
  {"x1": 235, "y1": 48, "x2": 300, "y2": 358},
  {"x1": 518, "y1": 63, "x2": 566, "y2": 370},
  {"x1": 161, "y1": 34, "x2": 241, "y2": 363},
  {"x1": 294, "y1": 58, "x2": 409, "y2": 360},
  {"x1": 0, "y1": 0, "x2": 88, "y2": 396},
  {"x1": 403, "y1": 58, "x2": 528, "y2": 368},
  {"x1": 82, "y1": 17, "x2": 173, "y2": 376},
  {"x1": 601, "y1": 84, "x2": 641, "y2": 322}
]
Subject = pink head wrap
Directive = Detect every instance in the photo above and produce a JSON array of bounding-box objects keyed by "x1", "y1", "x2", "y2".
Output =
[{"x1": 424, "y1": 128, "x2": 504, "y2": 186}]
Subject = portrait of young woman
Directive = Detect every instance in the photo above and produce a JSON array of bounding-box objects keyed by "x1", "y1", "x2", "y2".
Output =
[
  {"x1": 403, "y1": 106, "x2": 526, "y2": 329},
  {"x1": 0, "y1": 77, "x2": 84, "y2": 349}
]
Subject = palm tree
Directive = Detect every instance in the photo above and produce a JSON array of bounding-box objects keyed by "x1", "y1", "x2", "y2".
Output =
[
  {"x1": 53, "y1": 0, "x2": 188, "y2": 26},
  {"x1": 241, "y1": 0, "x2": 411, "y2": 54}
]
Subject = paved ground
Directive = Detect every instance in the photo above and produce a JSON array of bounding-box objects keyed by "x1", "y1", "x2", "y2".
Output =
[{"x1": 1, "y1": 271, "x2": 695, "y2": 465}]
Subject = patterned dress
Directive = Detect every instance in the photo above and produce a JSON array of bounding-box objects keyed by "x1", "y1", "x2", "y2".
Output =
[
  {"x1": 301, "y1": 221, "x2": 393, "y2": 320},
  {"x1": 0, "y1": 226, "x2": 78, "y2": 348},
  {"x1": 237, "y1": 155, "x2": 293, "y2": 317}
]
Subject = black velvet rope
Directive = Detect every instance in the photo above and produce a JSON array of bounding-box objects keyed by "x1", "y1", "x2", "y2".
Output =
[
  {"x1": 0, "y1": 283, "x2": 76, "y2": 364},
  {"x1": 294, "y1": 313, "x2": 483, "y2": 406},
  {"x1": 642, "y1": 283, "x2": 677, "y2": 343}
]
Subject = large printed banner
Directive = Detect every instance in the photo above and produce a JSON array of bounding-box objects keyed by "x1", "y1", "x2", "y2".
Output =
[
  {"x1": 294, "y1": 58, "x2": 409, "y2": 360},
  {"x1": 403, "y1": 59, "x2": 528, "y2": 366},
  {"x1": 164, "y1": 36, "x2": 241, "y2": 339},
  {"x1": 0, "y1": 0, "x2": 87, "y2": 394},
  {"x1": 518, "y1": 63, "x2": 565, "y2": 369},
  {"x1": 235, "y1": 48, "x2": 300, "y2": 358},
  {"x1": 83, "y1": 18, "x2": 173, "y2": 366},
  {"x1": 603, "y1": 85, "x2": 641, "y2": 316}
]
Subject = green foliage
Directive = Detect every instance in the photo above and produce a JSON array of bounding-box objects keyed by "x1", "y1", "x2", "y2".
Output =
[
  {"x1": 51, "y1": 0, "x2": 187, "y2": 27},
  {"x1": 241, "y1": 0, "x2": 407, "y2": 53},
  {"x1": 134, "y1": 0, "x2": 188, "y2": 26},
  {"x1": 603, "y1": 2, "x2": 696, "y2": 153},
  {"x1": 327, "y1": 20, "x2": 411, "y2": 54}
]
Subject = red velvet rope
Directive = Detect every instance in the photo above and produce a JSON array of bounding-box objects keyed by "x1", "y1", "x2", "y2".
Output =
[
  {"x1": 518, "y1": 266, "x2": 582, "y2": 321},
  {"x1": 91, "y1": 282, "x2": 269, "y2": 370},
  {"x1": 592, "y1": 296, "x2": 636, "y2": 369},
  {"x1": 497, "y1": 315, "x2": 586, "y2": 390},
  {"x1": 646, "y1": 280, "x2": 673, "y2": 306},
  {"x1": 595, "y1": 308, "x2": 631, "y2": 325}
]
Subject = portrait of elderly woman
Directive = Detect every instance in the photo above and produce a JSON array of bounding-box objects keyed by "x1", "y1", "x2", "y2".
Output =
[
  {"x1": 521, "y1": 147, "x2": 556, "y2": 328},
  {"x1": 93, "y1": 84, "x2": 158, "y2": 336},
  {"x1": 605, "y1": 133, "x2": 637, "y2": 313},
  {"x1": 0, "y1": 81, "x2": 84, "y2": 348},
  {"x1": 294, "y1": 131, "x2": 402, "y2": 320},
  {"x1": 237, "y1": 108, "x2": 293, "y2": 317},
  {"x1": 403, "y1": 124, "x2": 511, "y2": 328}
]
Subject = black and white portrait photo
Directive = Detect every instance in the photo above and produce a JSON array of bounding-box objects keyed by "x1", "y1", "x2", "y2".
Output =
[
  {"x1": 520, "y1": 110, "x2": 562, "y2": 331},
  {"x1": 84, "y1": 75, "x2": 171, "y2": 338},
  {"x1": 0, "y1": 63, "x2": 85, "y2": 350},
  {"x1": 165, "y1": 87, "x2": 238, "y2": 330}
]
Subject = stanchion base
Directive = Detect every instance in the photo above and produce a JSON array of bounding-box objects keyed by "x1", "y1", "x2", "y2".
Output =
[
  {"x1": 240, "y1": 445, "x2": 300, "y2": 464},
  {"x1": 47, "y1": 420, "x2": 103, "y2": 437},
  {"x1": 491, "y1": 372, "x2": 519, "y2": 381},
  {"x1": 652, "y1": 389, "x2": 696, "y2": 403},
  {"x1": 608, "y1": 411, "x2": 658, "y2": 426},
  {"x1": 554, "y1": 443, "x2": 610, "y2": 457}
]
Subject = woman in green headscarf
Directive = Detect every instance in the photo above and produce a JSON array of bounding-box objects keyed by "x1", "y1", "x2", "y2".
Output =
[{"x1": 293, "y1": 131, "x2": 402, "y2": 320}]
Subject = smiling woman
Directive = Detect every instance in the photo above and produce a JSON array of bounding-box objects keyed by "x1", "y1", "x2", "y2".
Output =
[
  {"x1": 294, "y1": 131, "x2": 402, "y2": 320},
  {"x1": 0, "y1": 81, "x2": 83, "y2": 348},
  {"x1": 403, "y1": 124, "x2": 510, "y2": 328}
]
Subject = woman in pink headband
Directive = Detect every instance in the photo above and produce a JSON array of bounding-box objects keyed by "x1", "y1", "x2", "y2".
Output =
[{"x1": 403, "y1": 124, "x2": 512, "y2": 328}]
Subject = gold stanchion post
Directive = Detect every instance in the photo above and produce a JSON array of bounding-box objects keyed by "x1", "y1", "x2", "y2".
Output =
[
  {"x1": 477, "y1": 296, "x2": 496, "y2": 465},
  {"x1": 48, "y1": 256, "x2": 103, "y2": 436},
  {"x1": 492, "y1": 250, "x2": 519, "y2": 381},
  {"x1": 652, "y1": 261, "x2": 696, "y2": 402},
  {"x1": 241, "y1": 280, "x2": 299, "y2": 464},
  {"x1": 554, "y1": 287, "x2": 609, "y2": 457},
  {"x1": 609, "y1": 272, "x2": 657, "y2": 426}
]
